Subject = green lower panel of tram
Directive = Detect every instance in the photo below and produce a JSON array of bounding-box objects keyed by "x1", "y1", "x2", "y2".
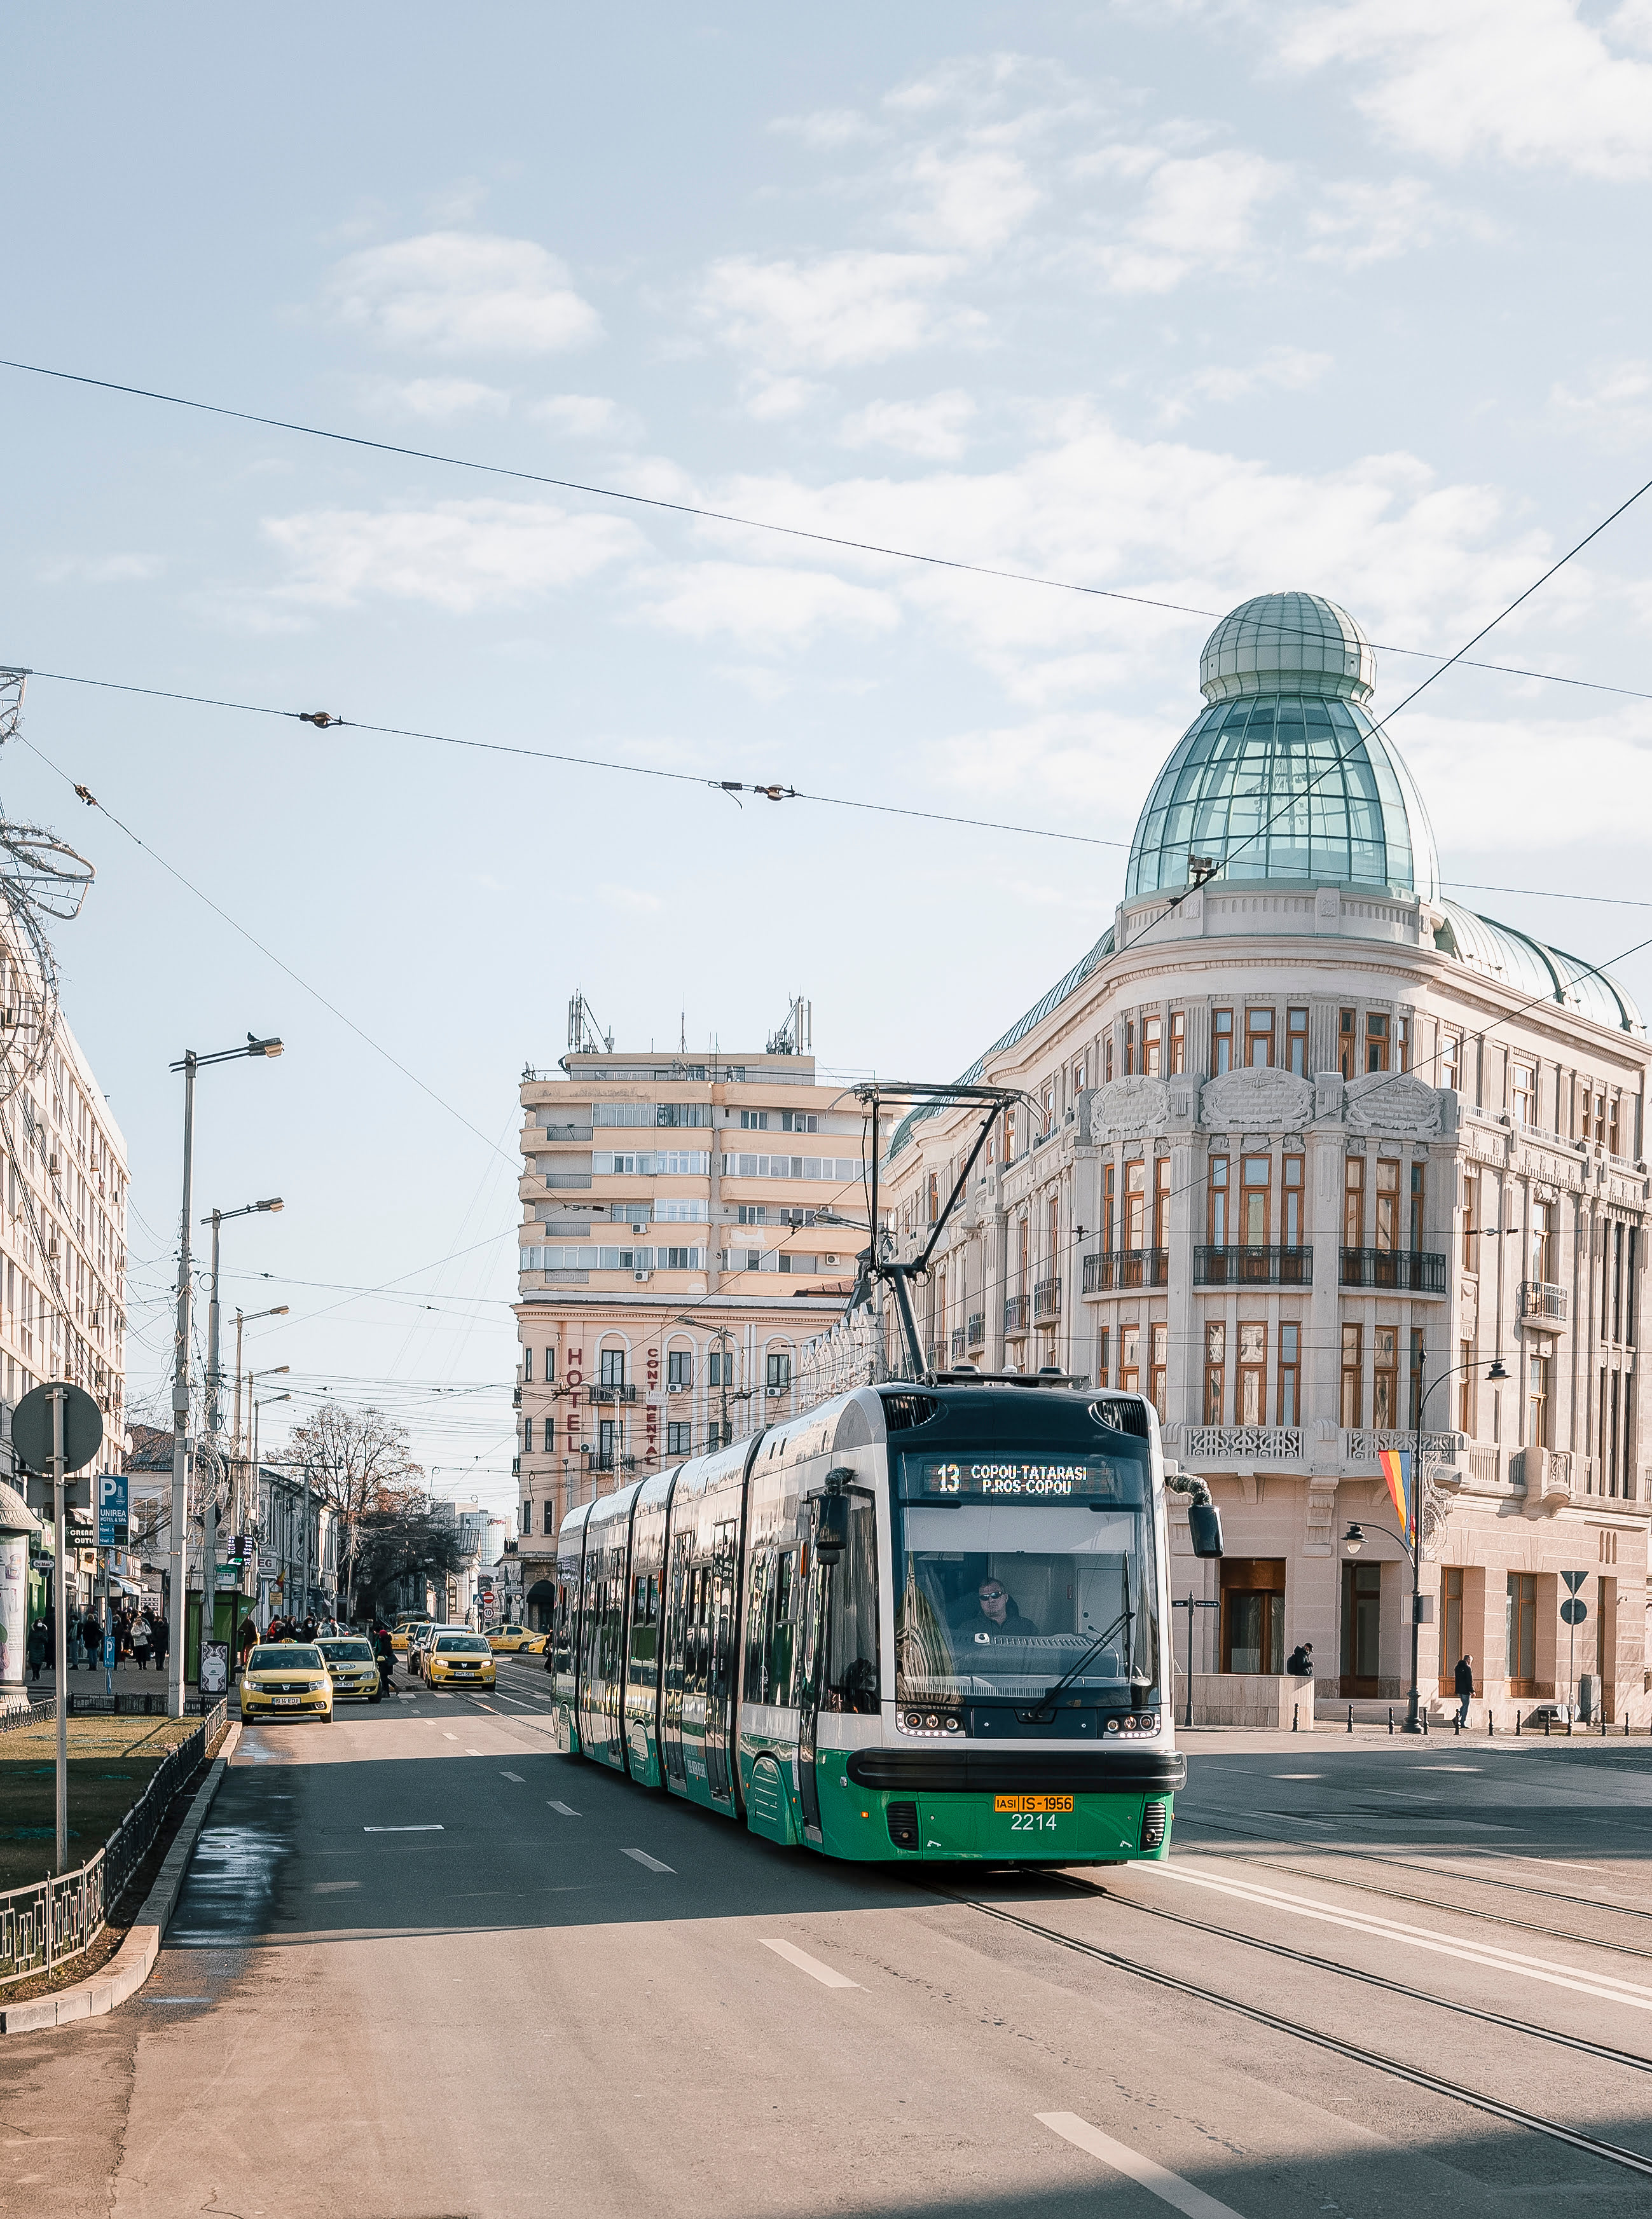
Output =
[{"x1": 813, "y1": 1767, "x2": 1171, "y2": 1864}]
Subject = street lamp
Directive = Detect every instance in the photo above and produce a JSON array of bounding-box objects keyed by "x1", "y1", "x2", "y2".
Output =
[
  {"x1": 252, "y1": 1392, "x2": 292, "y2": 1623},
  {"x1": 199, "y1": 1199, "x2": 282, "y2": 1642},
  {"x1": 165, "y1": 1034, "x2": 282, "y2": 1717},
  {"x1": 1350, "y1": 1354, "x2": 1508, "y2": 1734}
]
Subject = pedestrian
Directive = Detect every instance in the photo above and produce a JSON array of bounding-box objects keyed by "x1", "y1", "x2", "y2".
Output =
[
  {"x1": 237, "y1": 1616, "x2": 256, "y2": 1666},
  {"x1": 1454, "y1": 1652, "x2": 1475, "y2": 1728},
  {"x1": 82, "y1": 1609, "x2": 100, "y2": 1670},
  {"x1": 1285, "y1": 1640, "x2": 1314, "y2": 1679},
  {"x1": 26, "y1": 1613, "x2": 48, "y2": 1681},
  {"x1": 373, "y1": 1621, "x2": 394, "y2": 1693},
  {"x1": 151, "y1": 1611, "x2": 169, "y2": 1674},
  {"x1": 132, "y1": 1611, "x2": 151, "y2": 1672}
]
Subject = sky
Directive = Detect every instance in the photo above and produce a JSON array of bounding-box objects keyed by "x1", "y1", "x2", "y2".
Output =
[{"x1": 5, "y1": 1, "x2": 1652, "y2": 1515}]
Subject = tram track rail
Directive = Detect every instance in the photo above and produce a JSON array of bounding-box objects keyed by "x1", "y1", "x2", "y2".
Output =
[
  {"x1": 1177, "y1": 1814, "x2": 1652, "y2": 1962},
  {"x1": 942, "y1": 1885, "x2": 1652, "y2": 2184}
]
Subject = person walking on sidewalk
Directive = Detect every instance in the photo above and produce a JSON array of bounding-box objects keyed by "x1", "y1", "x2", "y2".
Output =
[
  {"x1": 26, "y1": 1613, "x2": 48, "y2": 1681},
  {"x1": 1454, "y1": 1652, "x2": 1475, "y2": 1728},
  {"x1": 151, "y1": 1611, "x2": 169, "y2": 1676},
  {"x1": 132, "y1": 1611, "x2": 152, "y2": 1670},
  {"x1": 81, "y1": 1609, "x2": 101, "y2": 1671}
]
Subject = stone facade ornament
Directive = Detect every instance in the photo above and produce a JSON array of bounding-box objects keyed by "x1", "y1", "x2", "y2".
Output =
[
  {"x1": 1314, "y1": 1072, "x2": 1345, "y2": 1122},
  {"x1": 1346, "y1": 1068, "x2": 1443, "y2": 1138},
  {"x1": 1199, "y1": 1065, "x2": 1314, "y2": 1132},
  {"x1": 1088, "y1": 1075, "x2": 1170, "y2": 1142}
]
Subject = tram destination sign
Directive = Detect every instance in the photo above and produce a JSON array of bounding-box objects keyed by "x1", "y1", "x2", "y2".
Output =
[{"x1": 910, "y1": 1457, "x2": 1140, "y2": 1503}]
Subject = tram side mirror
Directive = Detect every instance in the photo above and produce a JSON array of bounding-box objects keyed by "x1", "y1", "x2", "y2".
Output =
[
  {"x1": 1188, "y1": 1503, "x2": 1224, "y2": 1559},
  {"x1": 815, "y1": 1494, "x2": 851, "y2": 1565}
]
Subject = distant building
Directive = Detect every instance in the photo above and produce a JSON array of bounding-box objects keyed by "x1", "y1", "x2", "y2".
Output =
[
  {"x1": 881, "y1": 593, "x2": 1652, "y2": 1723},
  {"x1": 512, "y1": 1006, "x2": 856, "y2": 1627}
]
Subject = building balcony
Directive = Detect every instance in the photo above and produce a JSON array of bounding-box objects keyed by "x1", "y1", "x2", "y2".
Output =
[
  {"x1": 587, "y1": 1384, "x2": 638, "y2": 1405},
  {"x1": 1518, "y1": 1280, "x2": 1567, "y2": 1324},
  {"x1": 1339, "y1": 1247, "x2": 1448, "y2": 1294},
  {"x1": 950, "y1": 1326, "x2": 967, "y2": 1361},
  {"x1": 966, "y1": 1312, "x2": 986, "y2": 1349},
  {"x1": 1033, "y1": 1276, "x2": 1062, "y2": 1321},
  {"x1": 1180, "y1": 1426, "x2": 1305, "y2": 1464},
  {"x1": 1195, "y1": 1245, "x2": 1313, "y2": 1287},
  {"x1": 1084, "y1": 1248, "x2": 1168, "y2": 1293},
  {"x1": 588, "y1": 1451, "x2": 617, "y2": 1473},
  {"x1": 537, "y1": 1123, "x2": 594, "y2": 1143},
  {"x1": 1003, "y1": 1295, "x2": 1028, "y2": 1335}
]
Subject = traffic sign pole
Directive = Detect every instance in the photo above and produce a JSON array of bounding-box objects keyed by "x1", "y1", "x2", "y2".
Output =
[{"x1": 52, "y1": 1384, "x2": 67, "y2": 1874}]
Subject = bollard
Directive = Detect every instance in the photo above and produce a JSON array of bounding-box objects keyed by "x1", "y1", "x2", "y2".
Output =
[
  {"x1": 1422, "y1": 1710, "x2": 1429, "y2": 1736},
  {"x1": 1489, "y1": 1714, "x2": 1494, "y2": 1736},
  {"x1": 1347, "y1": 1703, "x2": 1353, "y2": 1733},
  {"x1": 1545, "y1": 1712, "x2": 1550, "y2": 1736},
  {"x1": 1292, "y1": 1703, "x2": 1298, "y2": 1733},
  {"x1": 1627, "y1": 1717, "x2": 1632, "y2": 1736},
  {"x1": 1454, "y1": 1711, "x2": 1461, "y2": 1735},
  {"x1": 1516, "y1": 1711, "x2": 1522, "y2": 1735},
  {"x1": 1387, "y1": 1707, "x2": 1394, "y2": 1734}
]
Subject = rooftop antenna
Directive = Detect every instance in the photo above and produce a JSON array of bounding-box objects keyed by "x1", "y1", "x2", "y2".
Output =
[
  {"x1": 567, "y1": 989, "x2": 614, "y2": 1055},
  {"x1": 766, "y1": 993, "x2": 811, "y2": 1057},
  {"x1": 680, "y1": 1010, "x2": 686, "y2": 1053}
]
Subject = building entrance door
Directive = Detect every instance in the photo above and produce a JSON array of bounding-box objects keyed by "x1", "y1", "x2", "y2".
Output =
[
  {"x1": 1219, "y1": 1558, "x2": 1286, "y2": 1674},
  {"x1": 1340, "y1": 1561, "x2": 1382, "y2": 1696},
  {"x1": 1506, "y1": 1571, "x2": 1538, "y2": 1698}
]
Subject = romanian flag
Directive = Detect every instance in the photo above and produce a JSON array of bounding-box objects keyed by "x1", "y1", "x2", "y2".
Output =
[{"x1": 1379, "y1": 1449, "x2": 1412, "y2": 1536}]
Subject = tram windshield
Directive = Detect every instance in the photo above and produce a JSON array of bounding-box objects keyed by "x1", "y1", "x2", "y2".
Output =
[{"x1": 893, "y1": 1450, "x2": 1159, "y2": 1707}]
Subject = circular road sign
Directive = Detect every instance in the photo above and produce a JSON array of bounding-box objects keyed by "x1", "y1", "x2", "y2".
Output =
[
  {"x1": 11, "y1": 1381, "x2": 104, "y2": 1475},
  {"x1": 1560, "y1": 1597, "x2": 1588, "y2": 1626}
]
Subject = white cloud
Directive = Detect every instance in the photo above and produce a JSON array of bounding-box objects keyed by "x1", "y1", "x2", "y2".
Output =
[
  {"x1": 597, "y1": 883, "x2": 664, "y2": 915},
  {"x1": 326, "y1": 231, "x2": 602, "y2": 355},
  {"x1": 37, "y1": 553, "x2": 163, "y2": 584},
  {"x1": 530, "y1": 393, "x2": 643, "y2": 441},
  {"x1": 841, "y1": 390, "x2": 978, "y2": 458},
  {"x1": 1281, "y1": 0, "x2": 1652, "y2": 179},
  {"x1": 1551, "y1": 359, "x2": 1652, "y2": 446},
  {"x1": 895, "y1": 146, "x2": 1041, "y2": 252},
  {"x1": 1403, "y1": 704, "x2": 1652, "y2": 851},
  {"x1": 354, "y1": 376, "x2": 510, "y2": 421},
  {"x1": 259, "y1": 498, "x2": 640, "y2": 614},
  {"x1": 740, "y1": 374, "x2": 827, "y2": 422},
  {"x1": 698, "y1": 251, "x2": 976, "y2": 369},
  {"x1": 1078, "y1": 147, "x2": 1291, "y2": 292},
  {"x1": 1302, "y1": 175, "x2": 1488, "y2": 266},
  {"x1": 1155, "y1": 347, "x2": 1332, "y2": 427},
  {"x1": 637, "y1": 561, "x2": 900, "y2": 650},
  {"x1": 768, "y1": 108, "x2": 879, "y2": 148}
]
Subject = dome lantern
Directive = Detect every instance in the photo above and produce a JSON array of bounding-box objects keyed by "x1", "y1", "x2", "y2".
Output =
[{"x1": 1199, "y1": 590, "x2": 1376, "y2": 706}]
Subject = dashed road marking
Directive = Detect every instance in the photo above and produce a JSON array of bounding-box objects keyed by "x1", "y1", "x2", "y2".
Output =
[
  {"x1": 621, "y1": 1848, "x2": 673, "y2": 1873},
  {"x1": 548, "y1": 1801, "x2": 580, "y2": 1817},
  {"x1": 1037, "y1": 2113, "x2": 1244, "y2": 2218},
  {"x1": 364, "y1": 1825, "x2": 444, "y2": 1833},
  {"x1": 759, "y1": 1939, "x2": 860, "y2": 1989},
  {"x1": 442, "y1": 1733, "x2": 458, "y2": 1742},
  {"x1": 501, "y1": 1771, "x2": 525, "y2": 1782}
]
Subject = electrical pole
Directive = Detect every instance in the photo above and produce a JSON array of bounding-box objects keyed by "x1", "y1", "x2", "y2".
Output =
[{"x1": 167, "y1": 1054, "x2": 196, "y2": 1721}]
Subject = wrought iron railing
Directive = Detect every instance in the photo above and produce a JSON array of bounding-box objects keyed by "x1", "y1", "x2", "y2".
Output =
[
  {"x1": 1345, "y1": 1429, "x2": 1458, "y2": 1460},
  {"x1": 587, "y1": 1383, "x2": 638, "y2": 1404},
  {"x1": 1339, "y1": 1247, "x2": 1448, "y2": 1293},
  {"x1": 966, "y1": 1313, "x2": 986, "y2": 1349},
  {"x1": 1003, "y1": 1295, "x2": 1028, "y2": 1333},
  {"x1": 0, "y1": 1700, "x2": 228, "y2": 1990},
  {"x1": 1033, "y1": 1277, "x2": 1062, "y2": 1321},
  {"x1": 1181, "y1": 1426, "x2": 1304, "y2": 1461},
  {"x1": 1195, "y1": 1246, "x2": 1313, "y2": 1286},
  {"x1": 1083, "y1": 1249, "x2": 1167, "y2": 1293},
  {"x1": 950, "y1": 1327, "x2": 967, "y2": 1361},
  {"x1": 1519, "y1": 1280, "x2": 1567, "y2": 1322}
]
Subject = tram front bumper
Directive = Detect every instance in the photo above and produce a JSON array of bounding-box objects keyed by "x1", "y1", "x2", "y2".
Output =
[{"x1": 826, "y1": 1747, "x2": 1181, "y2": 1862}]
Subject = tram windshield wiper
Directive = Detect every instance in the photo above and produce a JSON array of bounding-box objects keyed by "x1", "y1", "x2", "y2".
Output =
[{"x1": 1039, "y1": 1562, "x2": 1133, "y2": 1706}]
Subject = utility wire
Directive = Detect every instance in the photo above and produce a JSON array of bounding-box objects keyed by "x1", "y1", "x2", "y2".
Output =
[{"x1": 3, "y1": 354, "x2": 1651, "y2": 706}]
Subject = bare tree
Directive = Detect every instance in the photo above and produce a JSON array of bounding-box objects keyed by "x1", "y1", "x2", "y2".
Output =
[
  {"x1": 286, "y1": 1403, "x2": 423, "y2": 1616},
  {"x1": 354, "y1": 1487, "x2": 469, "y2": 1620}
]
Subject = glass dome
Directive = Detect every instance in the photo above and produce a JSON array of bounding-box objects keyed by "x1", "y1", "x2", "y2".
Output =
[{"x1": 1125, "y1": 593, "x2": 1440, "y2": 903}]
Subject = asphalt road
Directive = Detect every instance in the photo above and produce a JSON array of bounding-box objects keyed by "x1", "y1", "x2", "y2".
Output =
[{"x1": 6, "y1": 1663, "x2": 1652, "y2": 2218}]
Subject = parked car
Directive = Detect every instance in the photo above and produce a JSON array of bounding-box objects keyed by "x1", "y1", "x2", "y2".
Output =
[{"x1": 486, "y1": 1623, "x2": 546, "y2": 1654}]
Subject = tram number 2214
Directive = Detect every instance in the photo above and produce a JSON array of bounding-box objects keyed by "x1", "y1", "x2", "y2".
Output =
[{"x1": 996, "y1": 1794, "x2": 1073, "y2": 1831}]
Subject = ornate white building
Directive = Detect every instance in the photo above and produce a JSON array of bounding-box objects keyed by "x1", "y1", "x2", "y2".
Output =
[{"x1": 881, "y1": 592, "x2": 1649, "y2": 1721}]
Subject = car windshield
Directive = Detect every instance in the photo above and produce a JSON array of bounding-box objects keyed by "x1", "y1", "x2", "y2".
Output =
[
  {"x1": 319, "y1": 1639, "x2": 374, "y2": 1661},
  {"x1": 437, "y1": 1635, "x2": 491, "y2": 1654},
  {"x1": 250, "y1": 1645, "x2": 324, "y2": 1672},
  {"x1": 893, "y1": 1448, "x2": 1159, "y2": 1707}
]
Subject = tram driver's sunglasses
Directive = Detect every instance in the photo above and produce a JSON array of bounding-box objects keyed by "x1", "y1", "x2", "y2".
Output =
[{"x1": 979, "y1": 1588, "x2": 1007, "y2": 1602}]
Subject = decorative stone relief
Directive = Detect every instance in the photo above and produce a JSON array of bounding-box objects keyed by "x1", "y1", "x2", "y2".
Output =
[
  {"x1": 1089, "y1": 1074, "x2": 1170, "y2": 1141},
  {"x1": 1304, "y1": 1476, "x2": 1339, "y2": 1556},
  {"x1": 1346, "y1": 1068, "x2": 1443, "y2": 1139},
  {"x1": 1314, "y1": 1072, "x2": 1345, "y2": 1122},
  {"x1": 1199, "y1": 1065, "x2": 1314, "y2": 1133},
  {"x1": 1168, "y1": 1082, "x2": 1198, "y2": 1125}
]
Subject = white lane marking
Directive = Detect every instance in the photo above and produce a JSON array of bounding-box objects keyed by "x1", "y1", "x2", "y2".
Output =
[
  {"x1": 1038, "y1": 2113, "x2": 1244, "y2": 2219},
  {"x1": 313, "y1": 1880, "x2": 360, "y2": 1893},
  {"x1": 397, "y1": 1693, "x2": 416, "y2": 1702},
  {"x1": 466, "y1": 1748, "x2": 483, "y2": 1755},
  {"x1": 363, "y1": 1825, "x2": 444, "y2": 1833},
  {"x1": 442, "y1": 1732, "x2": 458, "y2": 1742},
  {"x1": 500, "y1": 1771, "x2": 525, "y2": 1783},
  {"x1": 548, "y1": 1801, "x2": 580, "y2": 1816},
  {"x1": 436, "y1": 1693, "x2": 452, "y2": 1700},
  {"x1": 621, "y1": 1847, "x2": 674, "y2": 1873},
  {"x1": 760, "y1": 1939, "x2": 862, "y2": 1989},
  {"x1": 1141, "y1": 1862, "x2": 1652, "y2": 2012},
  {"x1": 1270, "y1": 1773, "x2": 1322, "y2": 1780}
]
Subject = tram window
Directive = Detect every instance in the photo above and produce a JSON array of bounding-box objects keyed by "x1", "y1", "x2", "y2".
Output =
[
  {"x1": 630, "y1": 1572, "x2": 658, "y2": 1665},
  {"x1": 822, "y1": 1499, "x2": 879, "y2": 1715}
]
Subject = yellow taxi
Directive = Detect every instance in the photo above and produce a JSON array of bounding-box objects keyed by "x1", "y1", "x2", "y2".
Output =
[
  {"x1": 240, "y1": 1641, "x2": 334, "y2": 1723},
  {"x1": 486, "y1": 1623, "x2": 546, "y2": 1654},
  {"x1": 317, "y1": 1633, "x2": 383, "y2": 1703},
  {"x1": 425, "y1": 1630, "x2": 497, "y2": 1690},
  {"x1": 389, "y1": 1612, "x2": 431, "y2": 1654}
]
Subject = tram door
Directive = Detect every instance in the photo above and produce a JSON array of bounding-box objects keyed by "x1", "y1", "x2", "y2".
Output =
[
  {"x1": 795, "y1": 1528, "x2": 827, "y2": 1836},
  {"x1": 660, "y1": 1524, "x2": 693, "y2": 1785},
  {"x1": 705, "y1": 1518, "x2": 739, "y2": 1805}
]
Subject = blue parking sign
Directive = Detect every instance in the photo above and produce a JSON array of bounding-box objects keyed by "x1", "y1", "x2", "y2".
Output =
[{"x1": 97, "y1": 1471, "x2": 128, "y2": 1548}]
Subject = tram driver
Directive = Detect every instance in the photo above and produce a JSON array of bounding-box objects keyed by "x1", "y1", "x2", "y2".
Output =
[{"x1": 954, "y1": 1577, "x2": 1040, "y2": 1642}]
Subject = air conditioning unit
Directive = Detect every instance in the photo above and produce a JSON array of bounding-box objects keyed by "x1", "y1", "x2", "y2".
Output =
[
  {"x1": 630, "y1": 1222, "x2": 646, "y2": 1233},
  {"x1": 766, "y1": 1385, "x2": 785, "y2": 1398},
  {"x1": 634, "y1": 1270, "x2": 652, "y2": 1282}
]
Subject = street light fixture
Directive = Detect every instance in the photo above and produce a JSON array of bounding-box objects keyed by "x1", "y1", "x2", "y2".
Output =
[
  {"x1": 164, "y1": 1034, "x2": 284, "y2": 1719},
  {"x1": 1352, "y1": 1355, "x2": 1509, "y2": 1734},
  {"x1": 198, "y1": 1199, "x2": 285, "y2": 1637}
]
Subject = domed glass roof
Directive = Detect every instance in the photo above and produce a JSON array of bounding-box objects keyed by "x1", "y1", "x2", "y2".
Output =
[{"x1": 1126, "y1": 591, "x2": 1440, "y2": 903}]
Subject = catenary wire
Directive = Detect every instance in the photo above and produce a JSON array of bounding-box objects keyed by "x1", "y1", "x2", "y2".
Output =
[{"x1": 5, "y1": 354, "x2": 1652, "y2": 706}]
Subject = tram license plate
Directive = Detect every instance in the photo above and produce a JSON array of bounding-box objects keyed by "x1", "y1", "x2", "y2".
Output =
[{"x1": 994, "y1": 1794, "x2": 1073, "y2": 1814}]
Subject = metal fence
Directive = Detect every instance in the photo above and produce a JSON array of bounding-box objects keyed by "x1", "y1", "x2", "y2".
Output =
[{"x1": 0, "y1": 1698, "x2": 228, "y2": 1988}]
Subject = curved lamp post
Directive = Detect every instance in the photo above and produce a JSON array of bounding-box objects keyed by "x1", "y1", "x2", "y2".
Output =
[{"x1": 1348, "y1": 1354, "x2": 1508, "y2": 1733}]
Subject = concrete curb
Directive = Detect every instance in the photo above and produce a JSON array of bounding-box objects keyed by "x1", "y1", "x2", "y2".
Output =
[{"x1": 0, "y1": 1719, "x2": 242, "y2": 2034}]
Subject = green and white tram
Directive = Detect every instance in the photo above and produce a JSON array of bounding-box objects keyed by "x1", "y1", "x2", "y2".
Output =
[{"x1": 546, "y1": 1377, "x2": 1222, "y2": 1865}]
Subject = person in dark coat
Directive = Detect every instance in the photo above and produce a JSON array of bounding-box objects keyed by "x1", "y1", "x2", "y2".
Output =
[
  {"x1": 953, "y1": 1577, "x2": 1040, "y2": 1642},
  {"x1": 1454, "y1": 1653, "x2": 1475, "y2": 1727},
  {"x1": 151, "y1": 1611, "x2": 169, "y2": 1671},
  {"x1": 1285, "y1": 1641, "x2": 1314, "y2": 1678},
  {"x1": 26, "y1": 1614, "x2": 48, "y2": 1680}
]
